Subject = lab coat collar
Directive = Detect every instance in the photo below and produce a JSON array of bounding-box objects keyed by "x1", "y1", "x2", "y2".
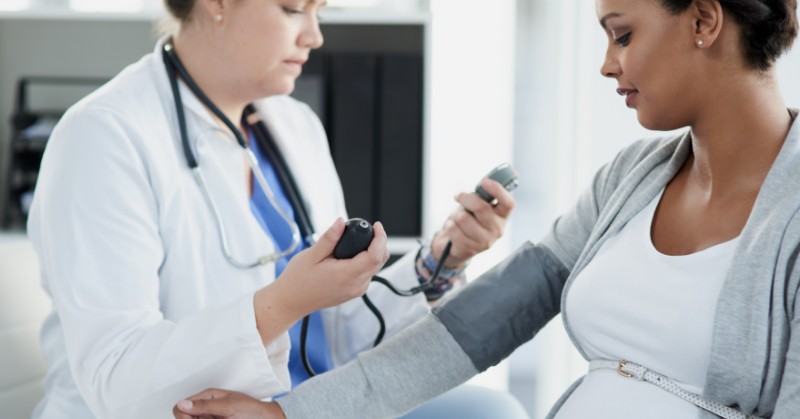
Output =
[{"x1": 153, "y1": 35, "x2": 224, "y2": 132}]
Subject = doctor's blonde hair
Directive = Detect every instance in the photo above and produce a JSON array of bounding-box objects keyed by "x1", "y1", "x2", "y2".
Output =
[
  {"x1": 159, "y1": 0, "x2": 216, "y2": 34},
  {"x1": 165, "y1": 0, "x2": 197, "y2": 21}
]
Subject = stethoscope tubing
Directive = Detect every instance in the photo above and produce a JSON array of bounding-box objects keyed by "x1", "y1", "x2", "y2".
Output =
[
  {"x1": 162, "y1": 41, "x2": 305, "y2": 266},
  {"x1": 161, "y1": 39, "x2": 446, "y2": 380}
]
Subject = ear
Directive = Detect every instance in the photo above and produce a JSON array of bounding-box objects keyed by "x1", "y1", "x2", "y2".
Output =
[
  {"x1": 690, "y1": 0, "x2": 724, "y2": 47},
  {"x1": 196, "y1": 0, "x2": 226, "y2": 22}
]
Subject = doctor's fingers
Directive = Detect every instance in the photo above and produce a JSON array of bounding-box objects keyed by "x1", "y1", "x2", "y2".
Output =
[
  {"x1": 461, "y1": 178, "x2": 516, "y2": 219},
  {"x1": 364, "y1": 221, "x2": 390, "y2": 265},
  {"x1": 336, "y1": 222, "x2": 389, "y2": 293},
  {"x1": 336, "y1": 221, "x2": 389, "y2": 270},
  {"x1": 442, "y1": 219, "x2": 492, "y2": 261},
  {"x1": 450, "y1": 206, "x2": 504, "y2": 247},
  {"x1": 307, "y1": 217, "x2": 346, "y2": 261}
]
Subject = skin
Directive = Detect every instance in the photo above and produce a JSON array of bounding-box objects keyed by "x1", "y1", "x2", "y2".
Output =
[
  {"x1": 170, "y1": 0, "x2": 513, "y2": 347},
  {"x1": 173, "y1": 0, "x2": 325, "y2": 125},
  {"x1": 170, "y1": 0, "x2": 515, "y2": 414},
  {"x1": 172, "y1": 389, "x2": 285, "y2": 419},
  {"x1": 173, "y1": 0, "x2": 795, "y2": 416},
  {"x1": 171, "y1": 0, "x2": 792, "y2": 416},
  {"x1": 598, "y1": 0, "x2": 792, "y2": 255},
  {"x1": 433, "y1": 177, "x2": 515, "y2": 268},
  {"x1": 173, "y1": 0, "x2": 514, "y2": 270},
  {"x1": 173, "y1": 0, "x2": 386, "y2": 349}
]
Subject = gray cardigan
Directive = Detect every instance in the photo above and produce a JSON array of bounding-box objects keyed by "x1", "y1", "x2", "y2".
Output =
[{"x1": 279, "y1": 112, "x2": 800, "y2": 418}]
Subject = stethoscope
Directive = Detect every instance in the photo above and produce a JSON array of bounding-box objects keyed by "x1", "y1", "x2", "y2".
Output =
[
  {"x1": 161, "y1": 40, "x2": 454, "y2": 379},
  {"x1": 162, "y1": 40, "x2": 316, "y2": 268},
  {"x1": 162, "y1": 40, "x2": 386, "y2": 379}
]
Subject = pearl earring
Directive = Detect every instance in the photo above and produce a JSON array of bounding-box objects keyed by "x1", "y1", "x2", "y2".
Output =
[
  {"x1": 214, "y1": 14, "x2": 223, "y2": 22},
  {"x1": 696, "y1": 39, "x2": 704, "y2": 47}
]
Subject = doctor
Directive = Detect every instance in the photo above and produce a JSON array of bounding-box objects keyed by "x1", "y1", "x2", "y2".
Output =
[{"x1": 27, "y1": 0, "x2": 520, "y2": 418}]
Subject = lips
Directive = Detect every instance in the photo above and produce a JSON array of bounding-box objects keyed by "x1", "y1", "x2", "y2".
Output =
[
  {"x1": 282, "y1": 59, "x2": 306, "y2": 74},
  {"x1": 616, "y1": 88, "x2": 639, "y2": 108},
  {"x1": 285, "y1": 56, "x2": 308, "y2": 66}
]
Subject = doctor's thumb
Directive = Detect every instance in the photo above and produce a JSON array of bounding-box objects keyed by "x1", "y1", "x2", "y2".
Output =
[{"x1": 311, "y1": 217, "x2": 346, "y2": 258}]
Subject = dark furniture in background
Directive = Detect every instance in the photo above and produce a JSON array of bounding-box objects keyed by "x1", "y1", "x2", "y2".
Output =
[
  {"x1": 1, "y1": 77, "x2": 106, "y2": 229},
  {"x1": 0, "y1": 22, "x2": 427, "y2": 239}
]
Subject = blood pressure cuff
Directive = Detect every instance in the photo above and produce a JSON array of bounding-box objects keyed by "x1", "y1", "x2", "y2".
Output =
[{"x1": 432, "y1": 241, "x2": 570, "y2": 372}]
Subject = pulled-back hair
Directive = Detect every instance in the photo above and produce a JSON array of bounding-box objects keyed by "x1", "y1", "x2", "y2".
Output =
[
  {"x1": 164, "y1": 0, "x2": 196, "y2": 21},
  {"x1": 660, "y1": 0, "x2": 798, "y2": 70}
]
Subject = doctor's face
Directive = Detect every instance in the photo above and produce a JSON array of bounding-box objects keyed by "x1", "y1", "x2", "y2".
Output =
[
  {"x1": 219, "y1": 0, "x2": 325, "y2": 98},
  {"x1": 596, "y1": 0, "x2": 700, "y2": 130}
]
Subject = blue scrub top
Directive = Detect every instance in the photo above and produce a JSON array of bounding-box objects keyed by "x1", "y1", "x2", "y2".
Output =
[{"x1": 247, "y1": 130, "x2": 333, "y2": 387}]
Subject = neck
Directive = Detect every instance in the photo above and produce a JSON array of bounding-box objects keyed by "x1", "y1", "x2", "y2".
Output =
[
  {"x1": 171, "y1": 29, "x2": 247, "y2": 131},
  {"x1": 685, "y1": 70, "x2": 791, "y2": 196}
]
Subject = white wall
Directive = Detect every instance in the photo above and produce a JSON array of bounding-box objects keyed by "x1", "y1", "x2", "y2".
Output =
[{"x1": 427, "y1": 0, "x2": 517, "y2": 391}]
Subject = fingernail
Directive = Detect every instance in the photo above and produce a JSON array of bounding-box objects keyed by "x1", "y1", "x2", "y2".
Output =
[{"x1": 177, "y1": 400, "x2": 193, "y2": 411}]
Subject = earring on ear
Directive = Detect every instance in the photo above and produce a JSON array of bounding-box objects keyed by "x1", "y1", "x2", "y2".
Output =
[
  {"x1": 696, "y1": 39, "x2": 704, "y2": 47},
  {"x1": 214, "y1": 14, "x2": 223, "y2": 22}
]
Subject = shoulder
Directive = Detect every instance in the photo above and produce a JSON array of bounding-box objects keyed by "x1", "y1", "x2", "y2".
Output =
[
  {"x1": 70, "y1": 52, "x2": 165, "y2": 118},
  {"x1": 52, "y1": 53, "x2": 170, "y2": 148},
  {"x1": 591, "y1": 132, "x2": 688, "y2": 197},
  {"x1": 606, "y1": 133, "x2": 686, "y2": 178},
  {"x1": 43, "y1": 52, "x2": 176, "y2": 184}
]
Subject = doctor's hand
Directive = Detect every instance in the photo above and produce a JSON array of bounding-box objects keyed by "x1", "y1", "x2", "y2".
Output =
[
  {"x1": 276, "y1": 217, "x2": 389, "y2": 313},
  {"x1": 173, "y1": 388, "x2": 285, "y2": 419},
  {"x1": 253, "y1": 217, "x2": 389, "y2": 346},
  {"x1": 431, "y1": 178, "x2": 515, "y2": 269}
]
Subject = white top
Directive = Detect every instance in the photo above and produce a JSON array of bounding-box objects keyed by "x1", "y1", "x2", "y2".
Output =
[
  {"x1": 555, "y1": 191, "x2": 738, "y2": 419},
  {"x1": 27, "y1": 38, "x2": 431, "y2": 419}
]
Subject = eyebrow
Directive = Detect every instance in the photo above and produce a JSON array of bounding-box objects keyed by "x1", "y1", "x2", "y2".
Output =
[{"x1": 599, "y1": 12, "x2": 622, "y2": 29}]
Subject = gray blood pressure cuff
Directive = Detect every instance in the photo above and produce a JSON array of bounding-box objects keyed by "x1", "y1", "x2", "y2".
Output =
[{"x1": 432, "y1": 241, "x2": 569, "y2": 372}]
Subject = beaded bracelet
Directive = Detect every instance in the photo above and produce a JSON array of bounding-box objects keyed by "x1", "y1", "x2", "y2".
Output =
[{"x1": 414, "y1": 244, "x2": 467, "y2": 301}]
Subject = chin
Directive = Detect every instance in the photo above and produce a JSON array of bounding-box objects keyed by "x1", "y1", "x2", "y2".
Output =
[
  {"x1": 257, "y1": 81, "x2": 296, "y2": 99},
  {"x1": 277, "y1": 83, "x2": 296, "y2": 96},
  {"x1": 636, "y1": 110, "x2": 685, "y2": 132},
  {"x1": 274, "y1": 79, "x2": 297, "y2": 96}
]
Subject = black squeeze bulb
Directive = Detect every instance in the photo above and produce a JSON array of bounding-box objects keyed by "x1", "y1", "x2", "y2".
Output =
[{"x1": 333, "y1": 218, "x2": 374, "y2": 259}]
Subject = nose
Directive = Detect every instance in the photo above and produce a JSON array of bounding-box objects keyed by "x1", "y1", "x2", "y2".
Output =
[
  {"x1": 300, "y1": 16, "x2": 324, "y2": 50},
  {"x1": 600, "y1": 49, "x2": 621, "y2": 79}
]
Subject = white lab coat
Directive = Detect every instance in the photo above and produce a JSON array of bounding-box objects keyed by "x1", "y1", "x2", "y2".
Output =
[{"x1": 27, "y1": 39, "x2": 430, "y2": 419}]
